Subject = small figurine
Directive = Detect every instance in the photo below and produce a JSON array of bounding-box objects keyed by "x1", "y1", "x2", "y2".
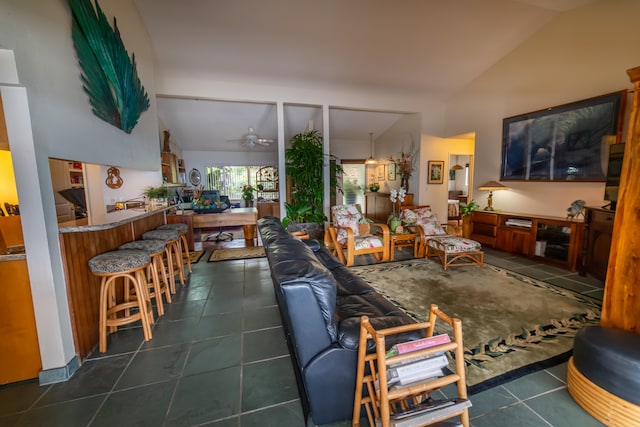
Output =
[{"x1": 566, "y1": 200, "x2": 586, "y2": 220}]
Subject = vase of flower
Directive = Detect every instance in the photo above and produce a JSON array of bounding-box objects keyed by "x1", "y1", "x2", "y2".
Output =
[
  {"x1": 389, "y1": 217, "x2": 402, "y2": 233},
  {"x1": 388, "y1": 188, "x2": 406, "y2": 233}
]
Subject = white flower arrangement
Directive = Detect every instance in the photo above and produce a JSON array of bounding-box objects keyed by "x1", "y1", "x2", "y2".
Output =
[{"x1": 389, "y1": 187, "x2": 407, "y2": 218}]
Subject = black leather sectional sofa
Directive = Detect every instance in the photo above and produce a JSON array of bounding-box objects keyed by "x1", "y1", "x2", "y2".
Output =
[{"x1": 257, "y1": 217, "x2": 420, "y2": 425}]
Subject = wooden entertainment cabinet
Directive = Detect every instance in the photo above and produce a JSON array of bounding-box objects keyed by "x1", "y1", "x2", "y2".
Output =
[
  {"x1": 471, "y1": 211, "x2": 585, "y2": 271},
  {"x1": 581, "y1": 206, "x2": 615, "y2": 282}
]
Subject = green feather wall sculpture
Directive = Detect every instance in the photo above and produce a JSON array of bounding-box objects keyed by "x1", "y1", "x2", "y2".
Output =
[{"x1": 69, "y1": 0, "x2": 150, "y2": 134}]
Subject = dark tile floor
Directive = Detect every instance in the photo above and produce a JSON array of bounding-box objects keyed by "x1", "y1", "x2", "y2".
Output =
[{"x1": 0, "y1": 234, "x2": 605, "y2": 427}]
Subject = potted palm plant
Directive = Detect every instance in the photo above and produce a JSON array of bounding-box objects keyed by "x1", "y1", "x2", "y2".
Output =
[{"x1": 283, "y1": 130, "x2": 343, "y2": 239}]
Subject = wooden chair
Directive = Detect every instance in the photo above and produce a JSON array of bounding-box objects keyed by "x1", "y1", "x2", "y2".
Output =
[{"x1": 324, "y1": 204, "x2": 390, "y2": 266}]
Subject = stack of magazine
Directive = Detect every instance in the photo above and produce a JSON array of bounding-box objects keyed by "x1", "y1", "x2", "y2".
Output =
[
  {"x1": 385, "y1": 334, "x2": 451, "y2": 387},
  {"x1": 387, "y1": 398, "x2": 470, "y2": 427}
]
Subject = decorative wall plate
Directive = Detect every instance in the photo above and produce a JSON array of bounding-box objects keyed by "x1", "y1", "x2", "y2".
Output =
[{"x1": 189, "y1": 168, "x2": 202, "y2": 186}]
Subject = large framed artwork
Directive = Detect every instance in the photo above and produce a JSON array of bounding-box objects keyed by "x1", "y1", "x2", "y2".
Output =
[{"x1": 500, "y1": 91, "x2": 626, "y2": 181}]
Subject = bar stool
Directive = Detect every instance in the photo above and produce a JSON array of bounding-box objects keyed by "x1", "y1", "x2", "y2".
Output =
[
  {"x1": 119, "y1": 239, "x2": 172, "y2": 316},
  {"x1": 142, "y1": 229, "x2": 184, "y2": 294},
  {"x1": 88, "y1": 249, "x2": 153, "y2": 353},
  {"x1": 157, "y1": 223, "x2": 192, "y2": 274}
]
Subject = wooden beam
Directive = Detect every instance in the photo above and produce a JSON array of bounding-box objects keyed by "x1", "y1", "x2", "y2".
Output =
[{"x1": 601, "y1": 67, "x2": 640, "y2": 332}]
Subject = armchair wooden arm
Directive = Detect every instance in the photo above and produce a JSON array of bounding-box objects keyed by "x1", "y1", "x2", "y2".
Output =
[{"x1": 325, "y1": 222, "x2": 391, "y2": 267}]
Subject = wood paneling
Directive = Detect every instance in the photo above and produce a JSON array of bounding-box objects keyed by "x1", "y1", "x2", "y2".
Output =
[
  {"x1": 601, "y1": 68, "x2": 640, "y2": 332},
  {"x1": 59, "y1": 211, "x2": 167, "y2": 359}
]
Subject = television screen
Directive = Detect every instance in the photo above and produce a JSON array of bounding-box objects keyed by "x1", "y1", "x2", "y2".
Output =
[{"x1": 604, "y1": 143, "x2": 625, "y2": 209}]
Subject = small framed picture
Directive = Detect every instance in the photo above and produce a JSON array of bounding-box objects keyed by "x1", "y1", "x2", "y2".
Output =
[
  {"x1": 387, "y1": 163, "x2": 397, "y2": 181},
  {"x1": 377, "y1": 165, "x2": 385, "y2": 181},
  {"x1": 427, "y1": 160, "x2": 444, "y2": 184}
]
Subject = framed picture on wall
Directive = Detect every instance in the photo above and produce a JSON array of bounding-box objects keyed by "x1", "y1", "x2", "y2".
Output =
[
  {"x1": 387, "y1": 163, "x2": 396, "y2": 181},
  {"x1": 377, "y1": 165, "x2": 385, "y2": 181},
  {"x1": 427, "y1": 160, "x2": 444, "y2": 184}
]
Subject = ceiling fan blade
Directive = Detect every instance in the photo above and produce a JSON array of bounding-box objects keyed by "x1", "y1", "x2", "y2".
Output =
[{"x1": 255, "y1": 140, "x2": 272, "y2": 146}]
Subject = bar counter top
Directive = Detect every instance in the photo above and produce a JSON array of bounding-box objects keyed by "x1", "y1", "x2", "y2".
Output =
[{"x1": 58, "y1": 204, "x2": 173, "y2": 233}]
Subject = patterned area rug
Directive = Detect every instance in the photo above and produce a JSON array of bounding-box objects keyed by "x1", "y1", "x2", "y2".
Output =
[
  {"x1": 208, "y1": 247, "x2": 265, "y2": 262},
  {"x1": 189, "y1": 250, "x2": 204, "y2": 264},
  {"x1": 350, "y1": 258, "x2": 601, "y2": 394}
]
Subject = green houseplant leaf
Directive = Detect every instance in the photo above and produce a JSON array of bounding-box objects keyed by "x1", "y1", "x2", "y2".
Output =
[
  {"x1": 69, "y1": 0, "x2": 150, "y2": 134},
  {"x1": 284, "y1": 130, "x2": 343, "y2": 225}
]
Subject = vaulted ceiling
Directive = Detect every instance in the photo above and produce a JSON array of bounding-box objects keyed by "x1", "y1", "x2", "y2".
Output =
[{"x1": 134, "y1": 0, "x2": 595, "y2": 152}]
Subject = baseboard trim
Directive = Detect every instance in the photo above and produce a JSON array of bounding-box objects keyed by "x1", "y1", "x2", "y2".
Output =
[{"x1": 38, "y1": 355, "x2": 80, "y2": 385}]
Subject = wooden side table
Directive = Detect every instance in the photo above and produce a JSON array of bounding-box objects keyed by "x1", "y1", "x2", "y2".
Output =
[{"x1": 388, "y1": 232, "x2": 419, "y2": 261}]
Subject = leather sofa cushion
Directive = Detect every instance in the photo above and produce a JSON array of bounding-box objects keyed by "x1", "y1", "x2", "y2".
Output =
[
  {"x1": 258, "y1": 216, "x2": 291, "y2": 248},
  {"x1": 267, "y1": 239, "x2": 338, "y2": 341},
  {"x1": 338, "y1": 316, "x2": 424, "y2": 351},
  {"x1": 335, "y1": 293, "x2": 418, "y2": 350},
  {"x1": 310, "y1": 245, "x2": 375, "y2": 295},
  {"x1": 573, "y1": 325, "x2": 640, "y2": 405}
]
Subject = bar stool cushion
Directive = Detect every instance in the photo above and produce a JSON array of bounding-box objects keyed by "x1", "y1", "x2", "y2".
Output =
[
  {"x1": 157, "y1": 223, "x2": 188, "y2": 233},
  {"x1": 119, "y1": 239, "x2": 166, "y2": 254},
  {"x1": 142, "y1": 229, "x2": 179, "y2": 242},
  {"x1": 88, "y1": 249, "x2": 150, "y2": 274}
]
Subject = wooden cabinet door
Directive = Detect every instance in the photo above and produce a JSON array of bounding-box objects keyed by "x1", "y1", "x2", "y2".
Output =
[
  {"x1": 510, "y1": 228, "x2": 531, "y2": 256},
  {"x1": 584, "y1": 208, "x2": 614, "y2": 281},
  {"x1": 161, "y1": 152, "x2": 178, "y2": 183}
]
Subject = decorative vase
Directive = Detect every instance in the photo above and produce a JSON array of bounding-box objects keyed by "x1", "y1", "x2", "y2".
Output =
[
  {"x1": 461, "y1": 216, "x2": 472, "y2": 238},
  {"x1": 369, "y1": 183, "x2": 380, "y2": 192},
  {"x1": 401, "y1": 176, "x2": 409, "y2": 193},
  {"x1": 389, "y1": 217, "x2": 402, "y2": 234}
]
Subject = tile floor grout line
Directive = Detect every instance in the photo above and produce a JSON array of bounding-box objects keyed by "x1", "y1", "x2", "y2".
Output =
[
  {"x1": 86, "y1": 337, "x2": 146, "y2": 426},
  {"x1": 520, "y1": 400, "x2": 555, "y2": 427}
]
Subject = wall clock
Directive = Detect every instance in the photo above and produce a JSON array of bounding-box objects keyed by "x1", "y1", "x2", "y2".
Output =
[{"x1": 189, "y1": 169, "x2": 202, "y2": 186}]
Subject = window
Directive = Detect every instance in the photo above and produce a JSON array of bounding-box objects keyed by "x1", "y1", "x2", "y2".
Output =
[{"x1": 205, "y1": 166, "x2": 263, "y2": 200}]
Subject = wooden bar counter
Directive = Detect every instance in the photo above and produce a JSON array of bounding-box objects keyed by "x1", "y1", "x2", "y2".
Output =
[{"x1": 58, "y1": 205, "x2": 171, "y2": 360}]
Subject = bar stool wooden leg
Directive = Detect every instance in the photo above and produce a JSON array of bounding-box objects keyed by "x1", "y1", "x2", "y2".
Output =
[
  {"x1": 152, "y1": 252, "x2": 172, "y2": 305},
  {"x1": 179, "y1": 232, "x2": 192, "y2": 273},
  {"x1": 168, "y1": 239, "x2": 185, "y2": 286},
  {"x1": 163, "y1": 245, "x2": 177, "y2": 294},
  {"x1": 89, "y1": 249, "x2": 153, "y2": 353}
]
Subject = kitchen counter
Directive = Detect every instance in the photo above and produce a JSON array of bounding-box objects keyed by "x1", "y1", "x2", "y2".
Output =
[{"x1": 59, "y1": 204, "x2": 173, "y2": 233}]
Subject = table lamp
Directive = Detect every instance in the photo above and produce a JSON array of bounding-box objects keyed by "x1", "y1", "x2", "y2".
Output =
[{"x1": 478, "y1": 180, "x2": 508, "y2": 211}]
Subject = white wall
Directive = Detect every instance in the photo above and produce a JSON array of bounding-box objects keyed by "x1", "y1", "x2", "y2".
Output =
[
  {"x1": 418, "y1": 136, "x2": 475, "y2": 222},
  {"x1": 444, "y1": 0, "x2": 640, "y2": 217},
  {"x1": 375, "y1": 113, "x2": 422, "y2": 194},
  {"x1": 0, "y1": 0, "x2": 160, "y2": 376}
]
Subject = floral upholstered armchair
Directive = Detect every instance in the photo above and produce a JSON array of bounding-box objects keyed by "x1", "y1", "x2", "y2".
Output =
[
  {"x1": 325, "y1": 204, "x2": 390, "y2": 266},
  {"x1": 401, "y1": 207, "x2": 484, "y2": 269}
]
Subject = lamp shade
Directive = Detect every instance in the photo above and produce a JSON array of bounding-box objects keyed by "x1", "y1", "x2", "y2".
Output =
[
  {"x1": 364, "y1": 132, "x2": 378, "y2": 165},
  {"x1": 478, "y1": 180, "x2": 508, "y2": 191}
]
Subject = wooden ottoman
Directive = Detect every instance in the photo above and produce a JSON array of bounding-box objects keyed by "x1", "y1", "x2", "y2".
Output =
[{"x1": 425, "y1": 235, "x2": 484, "y2": 270}]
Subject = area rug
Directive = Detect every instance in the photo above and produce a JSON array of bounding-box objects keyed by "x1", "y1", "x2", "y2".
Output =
[
  {"x1": 189, "y1": 250, "x2": 204, "y2": 264},
  {"x1": 208, "y1": 246, "x2": 265, "y2": 262},
  {"x1": 349, "y1": 258, "x2": 601, "y2": 394}
]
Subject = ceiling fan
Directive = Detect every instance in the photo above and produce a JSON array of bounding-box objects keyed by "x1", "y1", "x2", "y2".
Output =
[{"x1": 230, "y1": 127, "x2": 274, "y2": 148}]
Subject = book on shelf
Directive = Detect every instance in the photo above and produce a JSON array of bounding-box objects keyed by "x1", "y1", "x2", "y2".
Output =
[
  {"x1": 386, "y1": 333, "x2": 451, "y2": 358},
  {"x1": 389, "y1": 398, "x2": 471, "y2": 427},
  {"x1": 387, "y1": 353, "x2": 448, "y2": 386}
]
